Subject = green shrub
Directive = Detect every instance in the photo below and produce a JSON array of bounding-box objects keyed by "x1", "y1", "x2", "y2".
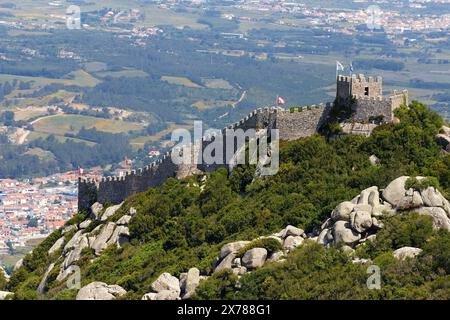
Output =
[
  {"x1": 365, "y1": 213, "x2": 434, "y2": 257},
  {"x1": 194, "y1": 269, "x2": 238, "y2": 300},
  {"x1": 405, "y1": 176, "x2": 440, "y2": 191},
  {"x1": 236, "y1": 238, "x2": 283, "y2": 257}
]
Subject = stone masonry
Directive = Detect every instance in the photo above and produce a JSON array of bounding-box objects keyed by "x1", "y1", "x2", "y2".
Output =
[{"x1": 78, "y1": 74, "x2": 408, "y2": 210}]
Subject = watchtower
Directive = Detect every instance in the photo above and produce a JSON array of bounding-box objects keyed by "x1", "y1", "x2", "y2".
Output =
[{"x1": 336, "y1": 74, "x2": 383, "y2": 102}]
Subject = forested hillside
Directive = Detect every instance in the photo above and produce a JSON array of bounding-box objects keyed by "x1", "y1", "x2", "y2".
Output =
[{"x1": 5, "y1": 101, "x2": 450, "y2": 300}]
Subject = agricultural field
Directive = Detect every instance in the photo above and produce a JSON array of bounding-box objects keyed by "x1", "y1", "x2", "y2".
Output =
[{"x1": 31, "y1": 114, "x2": 144, "y2": 136}]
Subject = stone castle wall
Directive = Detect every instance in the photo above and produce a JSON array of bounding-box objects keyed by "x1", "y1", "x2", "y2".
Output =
[
  {"x1": 78, "y1": 105, "x2": 331, "y2": 210},
  {"x1": 78, "y1": 74, "x2": 407, "y2": 211},
  {"x1": 352, "y1": 89, "x2": 408, "y2": 122}
]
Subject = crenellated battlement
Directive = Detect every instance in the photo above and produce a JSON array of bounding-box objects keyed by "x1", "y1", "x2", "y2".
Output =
[{"x1": 79, "y1": 74, "x2": 406, "y2": 211}]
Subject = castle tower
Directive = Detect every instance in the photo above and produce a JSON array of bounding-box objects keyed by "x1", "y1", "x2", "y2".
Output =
[{"x1": 336, "y1": 74, "x2": 383, "y2": 102}]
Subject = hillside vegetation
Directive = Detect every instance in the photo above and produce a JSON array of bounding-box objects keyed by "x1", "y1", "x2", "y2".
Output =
[{"x1": 6, "y1": 101, "x2": 450, "y2": 300}]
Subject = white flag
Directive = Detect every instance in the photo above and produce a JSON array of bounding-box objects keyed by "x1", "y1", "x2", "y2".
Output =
[{"x1": 336, "y1": 61, "x2": 344, "y2": 72}]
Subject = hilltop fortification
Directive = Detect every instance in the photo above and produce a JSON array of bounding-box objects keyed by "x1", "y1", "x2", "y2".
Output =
[
  {"x1": 78, "y1": 74, "x2": 408, "y2": 210},
  {"x1": 336, "y1": 74, "x2": 408, "y2": 122}
]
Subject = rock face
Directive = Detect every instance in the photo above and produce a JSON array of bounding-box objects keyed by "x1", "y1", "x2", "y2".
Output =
[
  {"x1": 182, "y1": 268, "x2": 200, "y2": 299},
  {"x1": 117, "y1": 215, "x2": 131, "y2": 226},
  {"x1": 283, "y1": 235, "x2": 304, "y2": 250},
  {"x1": 382, "y1": 176, "x2": 409, "y2": 207},
  {"x1": 214, "y1": 253, "x2": 236, "y2": 273},
  {"x1": 101, "y1": 203, "x2": 123, "y2": 222},
  {"x1": 142, "y1": 272, "x2": 181, "y2": 301},
  {"x1": 333, "y1": 221, "x2": 361, "y2": 245},
  {"x1": 151, "y1": 273, "x2": 181, "y2": 295},
  {"x1": 219, "y1": 241, "x2": 250, "y2": 259},
  {"x1": 90, "y1": 202, "x2": 104, "y2": 220},
  {"x1": 317, "y1": 177, "x2": 450, "y2": 248},
  {"x1": 48, "y1": 237, "x2": 65, "y2": 255},
  {"x1": 91, "y1": 222, "x2": 116, "y2": 255},
  {"x1": 13, "y1": 259, "x2": 23, "y2": 272},
  {"x1": 436, "y1": 126, "x2": 450, "y2": 152},
  {"x1": 393, "y1": 247, "x2": 423, "y2": 260},
  {"x1": 37, "y1": 263, "x2": 55, "y2": 294},
  {"x1": 242, "y1": 248, "x2": 267, "y2": 269},
  {"x1": 277, "y1": 225, "x2": 305, "y2": 238},
  {"x1": 142, "y1": 290, "x2": 180, "y2": 301},
  {"x1": 76, "y1": 282, "x2": 126, "y2": 300}
]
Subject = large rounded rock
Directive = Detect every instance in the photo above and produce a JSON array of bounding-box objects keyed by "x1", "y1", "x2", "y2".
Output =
[
  {"x1": 117, "y1": 215, "x2": 132, "y2": 226},
  {"x1": 13, "y1": 258, "x2": 23, "y2": 272},
  {"x1": 79, "y1": 219, "x2": 92, "y2": 230},
  {"x1": 277, "y1": 225, "x2": 305, "y2": 238},
  {"x1": 151, "y1": 273, "x2": 180, "y2": 295},
  {"x1": 332, "y1": 221, "x2": 361, "y2": 246},
  {"x1": 37, "y1": 263, "x2": 55, "y2": 294},
  {"x1": 214, "y1": 253, "x2": 236, "y2": 273},
  {"x1": 48, "y1": 237, "x2": 65, "y2": 255},
  {"x1": 219, "y1": 241, "x2": 250, "y2": 259},
  {"x1": 76, "y1": 282, "x2": 126, "y2": 300},
  {"x1": 358, "y1": 186, "x2": 379, "y2": 206},
  {"x1": 331, "y1": 202, "x2": 355, "y2": 222},
  {"x1": 106, "y1": 225, "x2": 130, "y2": 247},
  {"x1": 317, "y1": 228, "x2": 331, "y2": 245},
  {"x1": 283, "y1": 235, "x2": 304, "y2": 251},
  {"x1": 393, "y1": 247, "x2": 423, "y2": 260},
  {"x1": 415, "y1": 207, "x2": 450, "y2": 231},
  {"x1": 420, "y1": 187, "x2": 449, "y2": 210},
  {"x1": 350, "y1": 210, "x2": 372, "y2": 233},
  {"x1": 242, "y1": 248, "x2": 267, "y2": 269},
  {"x1": 382, "y1": 176, "x2": 409, "y2": 207},
  {"x1": 63, "y1": 235, "x2": 89, "y2": 269},
  {"x1": 372, "y1": 204, "x2": 393, "y2": 217},
  {"x1": 90, "y1": 202, "x2": 103, "y2": 220},
  {"x1": 101, "y1": 202, "x2": 124, "y2": 221},
  {"x1": 63, "y1": 230, "x2": 83, "y2": 254},
  {"x1": 91, "y1": 222, "x2": 116, "y2": 255},
  {"x1": 182, "y1": 267, "x2": 200, "y2": 299},
  {"x1": 142, "y1": 290, "x2": 179, "y2": 300}
]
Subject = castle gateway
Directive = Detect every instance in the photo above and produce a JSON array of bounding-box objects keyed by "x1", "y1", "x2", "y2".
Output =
[{"x1": 78, "y1": 74, "x2": 408, "y2": 210}]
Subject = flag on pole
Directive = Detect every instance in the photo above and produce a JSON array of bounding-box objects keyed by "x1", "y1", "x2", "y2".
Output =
[
  {"x1": 349, "y1": 62, "x2": 354, "y2": 74},
  {"x1": 277, "y1": 96, "x2": 286, "y2": 106},
  {"x1": 336, "y1": 61, "x2": 344, "y2": 73}
]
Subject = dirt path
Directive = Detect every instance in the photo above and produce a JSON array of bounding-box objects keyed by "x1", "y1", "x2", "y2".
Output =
[{"x1": 30, "y1": 113, "x2": 60, "y2": 125}]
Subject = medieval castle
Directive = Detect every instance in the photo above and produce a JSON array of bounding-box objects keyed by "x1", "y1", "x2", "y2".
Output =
[{"x1": 78, "y1": 74, "x2": 409, "y2": 210}]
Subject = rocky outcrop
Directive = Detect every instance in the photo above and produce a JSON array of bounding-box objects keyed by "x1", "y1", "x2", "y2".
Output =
[
  {"x1": 181, "y1": 268, "x2": 200, "y2": 299},
  {"x1": 13, "y1": 258, "x2": 23, "y2": 272},
  {"x1": 393, "y1": 247, "x2": 423, "y2": 260},
  {"x1": 142, "y1": 272, "x2": 181, "y2": 301},
  {"x1": 37, "y1": 263, "x2": 55, "y2": 294},
  {"x1": 90, "y1": 202, "x2": 103, "y2": 220},
  {"x1": 76, "y1": 282, "x2": 126, "y2": 300},
  {"x1": 242, "y1": 248, "x2": 267, "y2": 269},
  {"x1": 91, "y1": 222, "x2": 116, "y2": 255},
  {"x1": 151, "y1": 272, "x2": 180, "y2": 294},
  {"x1": 219, "y1": 241, "x2": 250, "y2": 259},
  {"x1": 436, "y1": 126, "x2": 450, "y2": 152},
  {"x1": 100, "y1": 202, "x2": 123, "y2": 221},
  {"x1": 53, "y1": 204, "x2": 133, "y2": 284},
  {"x1": 48, "y1": 237, "x2": 65, "y2": 256},
  {"x1": 319, "y1": 177, "x2": 450, "y2": 248}
]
